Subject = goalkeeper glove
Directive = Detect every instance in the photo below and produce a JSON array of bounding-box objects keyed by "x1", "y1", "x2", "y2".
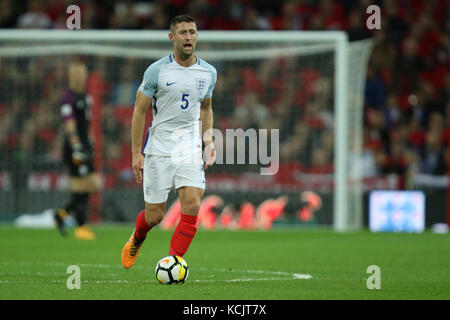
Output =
[{"x1": 72, "y1": 143, "x2": 89, "y2": 165}]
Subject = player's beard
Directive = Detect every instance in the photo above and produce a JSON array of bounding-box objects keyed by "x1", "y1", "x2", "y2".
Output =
[{"x1": 177, "y1": 43, "x2": 195, "y2": 61}]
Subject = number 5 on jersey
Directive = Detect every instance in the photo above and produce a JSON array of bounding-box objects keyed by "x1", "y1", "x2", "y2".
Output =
[{"x1": 181, "y1": 93, "x2": 189, "y2": 110}]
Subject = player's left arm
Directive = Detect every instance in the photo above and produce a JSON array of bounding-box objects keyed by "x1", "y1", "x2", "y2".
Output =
[{"x1": 200, "y1": 97, "x2": 215, "y2": 169}]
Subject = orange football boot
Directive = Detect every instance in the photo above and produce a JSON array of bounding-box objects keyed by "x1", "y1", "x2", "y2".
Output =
[
  {"x1": 74, "y1": 225, "x2": 96, "y2": 240},
  {"x1": 121, "y1": 230, "x2": 144, "y2": 269}
]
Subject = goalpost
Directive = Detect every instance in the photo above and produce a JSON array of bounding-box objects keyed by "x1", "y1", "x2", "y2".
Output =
[{"x1": 0, "y1": 30, "x2": 373, "y2": 231}]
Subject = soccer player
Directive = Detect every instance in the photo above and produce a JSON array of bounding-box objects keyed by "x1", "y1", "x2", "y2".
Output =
[
  {"x1": 121, "y1": 15, "x2": 217, "y2": 269},
  {"x1": 53, "y1": 60, "x2": 100, "y2": 240}
]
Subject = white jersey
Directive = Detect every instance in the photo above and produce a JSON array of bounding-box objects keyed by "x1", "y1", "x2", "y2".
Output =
[{"x1": 139, "y1": 53, "x2": 217, "y2": 160}]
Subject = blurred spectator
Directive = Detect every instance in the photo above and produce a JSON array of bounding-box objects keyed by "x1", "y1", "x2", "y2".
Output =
[
  {"x1": 17, "y1": 0, "x2": 51, "y2": 29},
  {"x1": 365, "y1": 66, "x2": 386, "y2": 109},
  {"x1": 232, "y1": 91, "x2": 269, "y2": 129},
  {"x1": 110, "y1": 61, "x2": 140, "y2": 106},
  {"x1": 347, "y1": 6, "x2": 371, "y2": 41},
  {"x1": 0, "y1": 0, "x2": 17, "y2": 28},
  {"x1": 108, "y1": 2, "x2": 141, "y2": 29},
  {"x1": 420, "y1": 130, "x2": 446, "y2": 175},
  {"x1": 148, "y1": 4, "x2": 169, "y2": 29},
  {"x1": 241, "y1": 7, "x2": 271, "y2": 30},
  {"x1": 382, "y1": 92, "x2": 402, "y2": 130},
  {"x1": 308, "y1": 147, "x2": 333, "y2": 173}
]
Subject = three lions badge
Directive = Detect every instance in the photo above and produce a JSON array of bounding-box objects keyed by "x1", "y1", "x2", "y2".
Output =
[{"x1": 196, "y1": 78, "x2": 207, "y2": 96}]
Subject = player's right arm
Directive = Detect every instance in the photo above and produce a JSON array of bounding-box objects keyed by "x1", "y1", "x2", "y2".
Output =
[
  {"x1": 133, "y1": 63, "x2": 159, "y2": 183},
  {"x1": 61, "y1": 102, "x2": 87, "y2": 165},
  {"x1": 131, "y1": 90, "x2": 151, "y2": 184}
]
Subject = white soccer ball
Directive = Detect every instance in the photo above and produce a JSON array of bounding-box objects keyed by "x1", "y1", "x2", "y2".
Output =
[{"x1": 155, "y1": 255, "x2": 189, "y2": 285}]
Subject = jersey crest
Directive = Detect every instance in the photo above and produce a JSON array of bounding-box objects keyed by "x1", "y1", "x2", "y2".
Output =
[{"x1": 196, "y1": 78, "x2": 207, "y2": 95}]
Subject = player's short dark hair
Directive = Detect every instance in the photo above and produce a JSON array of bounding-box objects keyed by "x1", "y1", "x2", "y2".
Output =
[{"x1": 170, "y1": 15, "x2": 196, "y2": 32}]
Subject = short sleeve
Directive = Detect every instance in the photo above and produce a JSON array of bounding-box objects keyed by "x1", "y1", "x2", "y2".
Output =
[
  {"x1": 139, "y1": 65, "x2": 159, "y2": 98},
  {"x1": 204, "y1": 67, "x2": 217, "y2": 99}
]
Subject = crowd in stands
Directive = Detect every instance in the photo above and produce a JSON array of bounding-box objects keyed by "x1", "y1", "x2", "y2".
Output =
[{"x1": 0, "y1": 0, "x2": 448, "y2": 190}]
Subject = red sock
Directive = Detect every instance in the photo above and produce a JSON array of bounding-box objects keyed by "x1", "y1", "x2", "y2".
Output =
[
  {"x1": 169, "y1": 214, "x2": 198, "y2": 257},
  {"x1": 135, "y1": 210, "x2": 152, "y2": 241}
]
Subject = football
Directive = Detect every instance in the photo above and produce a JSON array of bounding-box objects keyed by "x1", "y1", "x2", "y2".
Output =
[{"x1": 155, "y1": 255, "x2": 189, "y2": 284}]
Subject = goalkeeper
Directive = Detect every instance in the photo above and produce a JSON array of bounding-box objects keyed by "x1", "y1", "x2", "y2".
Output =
[{"x1": 53, "y1": 60, "x2": 100, "y2": 240}]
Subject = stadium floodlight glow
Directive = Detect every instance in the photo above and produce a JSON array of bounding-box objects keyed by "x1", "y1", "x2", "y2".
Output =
[{"x1": 0, "y1": 30, "x2": 373, "y2": 231}]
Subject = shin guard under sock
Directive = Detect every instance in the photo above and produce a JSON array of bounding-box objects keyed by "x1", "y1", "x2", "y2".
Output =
[
  {"x1": 169, "y1": 214, "x2": 198, "y2": 257},
  {"x1": 135, "y1": 210, "x2": 152, "y2": 241}
]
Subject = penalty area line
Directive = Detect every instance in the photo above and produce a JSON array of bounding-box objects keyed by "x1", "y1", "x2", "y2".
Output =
[{"x1": 193, "y1": 275, "x2": 312, "y2": 283}]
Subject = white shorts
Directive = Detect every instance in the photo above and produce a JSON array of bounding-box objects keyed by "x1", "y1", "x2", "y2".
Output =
[{"x1": 143, "y1": 155, "x2": 205, "y2": 204}]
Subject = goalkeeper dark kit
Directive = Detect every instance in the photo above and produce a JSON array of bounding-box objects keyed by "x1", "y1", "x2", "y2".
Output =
[{"x1": 60, "y1": 88, "x2": 94, "y2": 177}]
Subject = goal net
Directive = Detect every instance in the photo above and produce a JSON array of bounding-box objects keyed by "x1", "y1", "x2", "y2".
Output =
[{"x1": 0, "y1": 30, "x2": 373, "y2": 231}]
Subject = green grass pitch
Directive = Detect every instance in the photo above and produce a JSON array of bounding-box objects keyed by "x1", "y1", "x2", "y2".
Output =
[{"x1": 0, "y1": 225, "x2": 449, "y2": 300}]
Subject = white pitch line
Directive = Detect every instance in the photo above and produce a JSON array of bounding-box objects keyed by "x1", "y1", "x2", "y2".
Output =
[
  {"x1": 192, "y1": 276, "x2": 311, "y2": 283},
  {"x1": 0, "y1": 262, "x2": 312, "y2": 282},
  {"x1": 198, "y1": 267, "x2": 312, "y2": 280}
]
